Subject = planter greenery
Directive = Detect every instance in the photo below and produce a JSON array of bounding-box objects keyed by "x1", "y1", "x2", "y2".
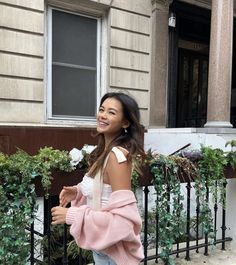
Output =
[
  {"x1": 0, "y1": 147, "x2": 73, "y2": 265},
  {"x1": 35, "y1": 225, "x2": 93, "y2": 265},
  {"x1": 1, "y1": 142, "x2": 236, "y2": 265},
  {"x1": 132, "y1": 141, "x2": 236, "y2": 265}
]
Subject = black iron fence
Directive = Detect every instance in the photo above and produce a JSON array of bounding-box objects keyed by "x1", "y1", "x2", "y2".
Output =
[
  {"x1": 141, "y1": 181, "x2": 232, "y2": 264},
  {"x1": 29, "y1": 180, "x2": 232, "y2": 265}
]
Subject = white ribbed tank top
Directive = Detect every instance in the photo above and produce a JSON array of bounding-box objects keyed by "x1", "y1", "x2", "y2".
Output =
[{"x1": 79, "y1": 147, "x2": 128, "y2": 209}]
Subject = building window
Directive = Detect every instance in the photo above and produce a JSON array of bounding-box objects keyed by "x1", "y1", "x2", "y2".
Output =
[{"x1": 47, "y1": 7, "x2": 101, "y2": 121}]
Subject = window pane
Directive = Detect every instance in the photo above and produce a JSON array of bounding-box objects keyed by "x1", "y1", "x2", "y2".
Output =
[
  {"x1": 177, "y1": 50, "x2": 208, "y2": 128},
  {"x1": 50, "y1": 9, "x2": 99, "y2": 118},
  {"x1": 52, "y1": 65, "x2": 96, "y2": 117},
  {"x1": 191, "y1": 58, "x2": 199, "y2": 121},
  {"x1": 52, "y1": 9, "x2": 97, "y2": 67}
]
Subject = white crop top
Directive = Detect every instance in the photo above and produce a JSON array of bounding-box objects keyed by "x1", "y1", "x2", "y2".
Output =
[
  {"x1": 79, "y1": 147, "x2": 128, "y2": 208},
  {"x1": 79, "y1": 175, "x2": 112, "y2": 208}
]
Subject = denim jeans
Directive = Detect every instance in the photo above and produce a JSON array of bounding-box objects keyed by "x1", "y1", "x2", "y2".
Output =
[{"x1": 92, "y1": 250, "x2": 117, "y2": 265}]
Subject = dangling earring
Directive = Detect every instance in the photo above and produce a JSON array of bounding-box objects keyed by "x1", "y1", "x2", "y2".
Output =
[{"x1": 124, "y1": 128, "x2": 128, "y2": 133}]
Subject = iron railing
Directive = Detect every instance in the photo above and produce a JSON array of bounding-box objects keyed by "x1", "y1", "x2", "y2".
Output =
[{"x1": 29, "y1": 180, "x2": 232, "y2": 265}]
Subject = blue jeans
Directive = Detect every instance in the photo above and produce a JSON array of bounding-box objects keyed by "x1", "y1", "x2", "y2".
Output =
[{"x1": 92, "y1": 250, "x2": 117, "y2": 265}]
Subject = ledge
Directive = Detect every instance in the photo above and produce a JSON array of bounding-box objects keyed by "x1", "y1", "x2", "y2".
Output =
[{"x1": 146, "y1": 127, "x2": 236, "y2": 134}]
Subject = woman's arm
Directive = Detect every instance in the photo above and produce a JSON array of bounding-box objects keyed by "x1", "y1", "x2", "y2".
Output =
[{"x1": 105, "y1": 150, "x2": 132, "y2": 191}]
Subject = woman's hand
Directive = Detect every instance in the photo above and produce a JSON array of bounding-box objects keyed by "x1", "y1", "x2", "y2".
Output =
[
  {"x1": 59, "y1": 186, "x2": 77, "y2": 207},
  {"x1": 51, "y1": 206, "x2": 68, "y2": 225}
]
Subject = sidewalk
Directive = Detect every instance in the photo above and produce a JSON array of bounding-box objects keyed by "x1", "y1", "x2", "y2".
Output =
[{"x1": 145, "y1": 243, "x2": 236, "y2": 265}]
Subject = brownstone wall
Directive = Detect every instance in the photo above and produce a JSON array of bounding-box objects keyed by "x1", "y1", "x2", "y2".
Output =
[{"x1": 0, "y1": 126, "x2": 97, "y2": 155}]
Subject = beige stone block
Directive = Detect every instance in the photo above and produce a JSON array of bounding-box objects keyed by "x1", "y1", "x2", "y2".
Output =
[
  {"x1": 0, "y1": 4, "x2": 44, "y2": 34},
  {"x1": 48, "y1": 0, "x2": 109, "y2": 16},
  {"x1": 0, "y1": 0, "x2": 44, "y2": 11},
  {"x1": 110, "y1": 68, "x2": 149, "y2": 90},
  {"x1": 0, "y1": 100, "x2": 44, "y2": 123},
  {"x1": 111, "y1": 8, "x2": 150, "y2": 35},
  {"x1": 130, "y1": 90, "x2": 149, "y2": 109},
  {"x1": 0, "y1": 29, "x2": 44, "y2": 56},
  {"x1": 112, "y1": 0, "x2": 151, "y2": 16},
  {"x1": 90, "y1": 0, "x2": 112, "y2": 5},
  {"x1": 0, "y1": 77, "x2": 43, "y2": 101},
  {"x1": 111, "y1": 28, "x2": 150, "y2": 53},
  {"x1": 110, "y1": 88, "x2": 149, "y2": 109},
  {"x1": 111, "y1": 48, "x2": 150, "y2": 72},
  {"x1": 140, "y1": 109, "x2": 149, "y2": 128},
  {"x1": 0, "y1": 53, "x2": 43, "y2": 79}
]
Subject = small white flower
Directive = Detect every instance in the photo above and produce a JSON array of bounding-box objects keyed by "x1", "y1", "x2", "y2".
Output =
[
  {"x1": 82, "y1": 144, "x2": 96, "y2": 154},
  {"x1": 69, "y1": 148, "x2": 83, "y2": 166}
]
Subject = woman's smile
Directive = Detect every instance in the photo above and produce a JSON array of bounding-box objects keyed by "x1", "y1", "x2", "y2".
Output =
[{"x1": 98, "y1": 121, "x2": 109, "y2": 127}]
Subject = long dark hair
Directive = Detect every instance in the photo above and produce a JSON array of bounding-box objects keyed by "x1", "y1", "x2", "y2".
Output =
[{"x1": 88, "y1": 92, "x2": 145, "y2": 177}]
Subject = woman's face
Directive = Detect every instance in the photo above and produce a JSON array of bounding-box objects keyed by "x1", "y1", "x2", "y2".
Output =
[{"x1": 97, "y1": 97, "x2": 129, "y2": 140}]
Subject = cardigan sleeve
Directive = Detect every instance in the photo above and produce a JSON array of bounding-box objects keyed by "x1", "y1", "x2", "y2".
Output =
[{"x1": 66, "y1": 191, "x2": 142, "y2": 251}]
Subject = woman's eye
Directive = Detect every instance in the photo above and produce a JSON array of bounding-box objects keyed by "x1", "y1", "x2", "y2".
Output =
[{"x1": 109, "y1": 111, "x2": 115, "y2": 115}]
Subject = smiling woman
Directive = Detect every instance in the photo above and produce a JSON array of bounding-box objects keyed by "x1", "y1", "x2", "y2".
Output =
[{"x1": 51, "y1": 92, "x2": 146, "y2": 265}]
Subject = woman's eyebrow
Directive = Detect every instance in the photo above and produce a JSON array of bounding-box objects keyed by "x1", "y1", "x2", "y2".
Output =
[
  {"x1": 108, "y1": 107, "x2": 119, "y2": 112},
  {"x1": 100, "y1": 105, "x2": 119, "y2": 112}
]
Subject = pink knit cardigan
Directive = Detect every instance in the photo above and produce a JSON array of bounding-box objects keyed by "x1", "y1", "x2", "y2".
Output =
[{"x1": 66, "y1": 189, "x2": 144, "y2": 265}]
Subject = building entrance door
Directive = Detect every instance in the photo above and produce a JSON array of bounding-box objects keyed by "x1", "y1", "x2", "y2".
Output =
[{"x1": 176, "y1": 49, "x2": 209, "y2": 127}]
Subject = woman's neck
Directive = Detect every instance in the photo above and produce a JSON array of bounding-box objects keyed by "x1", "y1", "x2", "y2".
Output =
[{"x1": 102, "y1": 129, "x2": 123, "y2": 149}]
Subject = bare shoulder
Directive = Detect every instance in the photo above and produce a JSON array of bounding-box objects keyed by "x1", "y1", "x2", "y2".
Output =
[{"x1": 105, "y1": 149, "x2": 132, "y2": 191}]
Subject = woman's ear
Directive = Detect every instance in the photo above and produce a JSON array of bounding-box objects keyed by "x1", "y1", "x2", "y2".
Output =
[{"x1": 123, "y1": 120, "x2": 130, "y2": 129}]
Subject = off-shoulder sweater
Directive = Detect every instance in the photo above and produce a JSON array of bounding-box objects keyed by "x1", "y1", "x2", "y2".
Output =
[{"x1": 66, "y1": 189, "x2": 144, "y2": 265}]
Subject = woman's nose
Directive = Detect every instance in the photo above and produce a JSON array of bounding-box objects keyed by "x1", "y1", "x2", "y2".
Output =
[{"x1": 99, "y1": 111, "x2": 107, "y2": 119}]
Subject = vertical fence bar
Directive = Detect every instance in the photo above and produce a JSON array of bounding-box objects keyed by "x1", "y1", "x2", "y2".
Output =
[
  {"x1": 44, "y1": 196, "x2": 51, "y2": 265},
  {"x1": 214, "y1": 181, "x2": 218, "y2": 245},
  {"x1": 176, "y1": 195, "x2": 180, "y2": 258},
  {"x1": 185, "y1": 182, "x2": 191, "y2": 261},
  {"x1": 166, "y1": 182, "x2": 171, "y2": 264},
  {"x1": 204, "y1": 184, "x2": 209, "y2": 256},
  {"x1": 30, "y1": 220, "x2": 34, "y2": 265},
  {"x1": 143, "y1": 186, "x2": 149, "y2": 265},
  {"x1": 221, "y1": 180, "x2": 227, "y2": 250},
  {"x1": 155, "y1": 192, "x2": 159, "y2": 263},
  {"x1": 63, "y1": 224, "x2": 68, "y2": 265},
  {"x1": 79, "y1": 248, "x2": 83, "y2": 265},
  {"x1": 196, "y1": 195, "x2": 200, "y2": 253}
]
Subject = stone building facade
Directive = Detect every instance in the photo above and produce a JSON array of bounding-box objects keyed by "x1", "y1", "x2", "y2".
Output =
[{"x1": 0, "y1": 0, "x2": 235, "y2": 130}]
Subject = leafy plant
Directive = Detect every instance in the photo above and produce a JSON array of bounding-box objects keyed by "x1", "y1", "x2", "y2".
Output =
[
  {"x1": 0, "y1": 147, "x2": 73, "y2": 265},
  {"x1": 225, "y1": 140, "x2": 236, "y2": 168},
  {"x1": 0, "y1": 150, "x2": 37, "y2": 264},
  {"x1": 36, "y1": 225, "x2": 93, "y2": 265},
  {"x1": 149, "y1": 154, "x2": 185, "y2": 265},
  {"x1": 132, "y1": 145, "x2": 231, "y2": 265},
  {"x1": 33, "y1": 147, "x2": 73, "y2": 198},
  {"x1": 197, "y1": 146, "x2": 227, "y2": 204}
]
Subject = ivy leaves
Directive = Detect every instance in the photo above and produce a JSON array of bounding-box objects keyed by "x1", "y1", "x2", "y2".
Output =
[
  {"x1": 0, "y1": 147, "x2": 73, "y2": 265},
  {"x1": 135, "y1": 144, "x2": 233, "y2": 265},
  {"x1": 150, "y1": 155, "x2": 185, "y2": 265}
]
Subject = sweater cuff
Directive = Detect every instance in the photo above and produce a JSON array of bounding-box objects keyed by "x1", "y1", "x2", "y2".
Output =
[{"x1": 66, "y1": 207, "x2": 78, "y2": 225}]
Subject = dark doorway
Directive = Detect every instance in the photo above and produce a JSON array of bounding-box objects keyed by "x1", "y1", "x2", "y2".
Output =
[
  {"x1": 176, "y1": 49, "x2": 208, "y2": 127},
  {"x1": 168, "y1": 1, "x2": 211, "y2": 128}
]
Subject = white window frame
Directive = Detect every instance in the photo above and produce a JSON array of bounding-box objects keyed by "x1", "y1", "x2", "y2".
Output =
[{"x1": 46, "y1": 6, "x2": 103, "y2": 125}]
